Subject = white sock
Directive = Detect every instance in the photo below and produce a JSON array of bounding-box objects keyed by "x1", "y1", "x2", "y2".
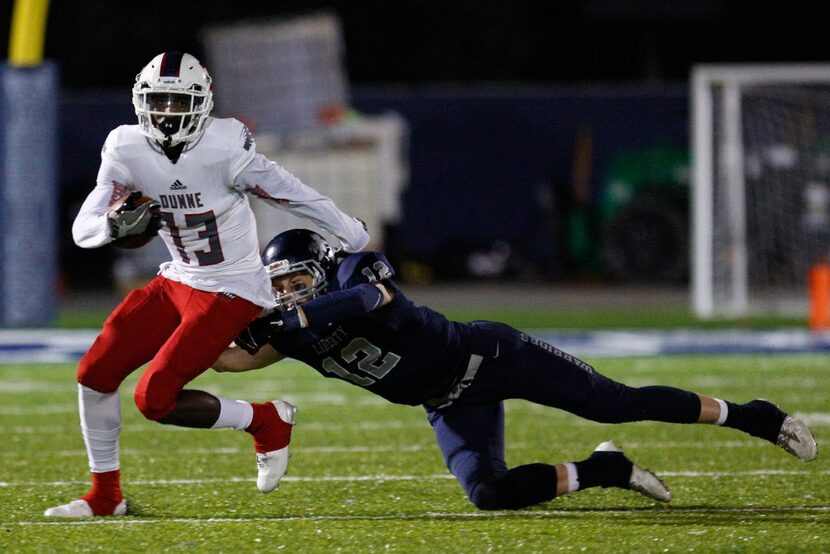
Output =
[
  {"x1": 211, "y1": 397, "x2": 254, "y2": 430},
  {"x1": 564, "y1": 462, "x2": 580, "y2": 493},
  {"x1": 714, "y1": 398, "x2": 728, "y2": 425},
  {"x1": 78, "y1": 384, "x2": 121, "y2": 473}
]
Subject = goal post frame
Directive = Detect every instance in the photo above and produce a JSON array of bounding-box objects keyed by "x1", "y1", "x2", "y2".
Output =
[{"x1": 691, "y1": 64, "x2": 830, "y2": 318}]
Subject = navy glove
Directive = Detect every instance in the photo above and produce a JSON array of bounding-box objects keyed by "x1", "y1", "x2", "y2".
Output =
[
  {"x1": 269, "y1": 309, "x2": 303, "y2": 332},
  {"x1": 234, "y1": 317, "x2": 273, "y2": 355},
  {"x1": 234, "y1": 310, "x2": 303, "y2": 354}
]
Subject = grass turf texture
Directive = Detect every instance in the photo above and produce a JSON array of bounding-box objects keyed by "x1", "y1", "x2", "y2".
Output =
[{"x1": 1, "y1": 355, "x2": 828, "y2": 552}]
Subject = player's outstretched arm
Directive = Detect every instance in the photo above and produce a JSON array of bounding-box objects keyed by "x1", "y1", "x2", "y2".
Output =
[
  {"x1": 213, "y1": 343, "x2": 284, "y2": 373},
  {"x1": 277, "y1": 282, "x2": 393, "y2": 332},
  {"x1": 235, "y1": 155, "x2": 370, "y2": 252}
]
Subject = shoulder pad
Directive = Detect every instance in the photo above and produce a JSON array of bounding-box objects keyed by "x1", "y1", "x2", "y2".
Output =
[
  {"x1": 102, "y1": 125, "x2": 147, "y2": 160},
  {"x1": 204, "y1": 117, "x2": 257, "y2": 178},
  {"x1": 336, "y1": 252, "x2": 396, "y2": 288}
]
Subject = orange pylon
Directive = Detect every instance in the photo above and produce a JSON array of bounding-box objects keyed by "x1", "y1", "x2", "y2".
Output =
[{"x1": 809, "y1": 263, "x2": 830, "y2": 331}]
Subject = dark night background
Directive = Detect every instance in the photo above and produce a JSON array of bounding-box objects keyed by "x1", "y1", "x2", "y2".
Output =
[
  {"x1": 3, "y1": 0, "x2": 830, "y2": 289},
  {"x1": 12, "y1": 1, "x2": 829, "y2": 89}
]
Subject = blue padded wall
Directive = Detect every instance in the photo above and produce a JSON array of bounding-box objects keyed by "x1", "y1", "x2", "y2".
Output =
[{"x1": 0, "y1": 63, "x2": 59, "y2": 326}]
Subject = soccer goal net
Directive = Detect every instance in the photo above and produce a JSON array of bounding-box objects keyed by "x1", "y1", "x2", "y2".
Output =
[{"x1": 691, "y1": 64, "x2": 830, "y2": 318}]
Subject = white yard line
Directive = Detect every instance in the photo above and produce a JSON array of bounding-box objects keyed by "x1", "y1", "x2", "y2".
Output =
[
  {"x1": 4, "y1": 415, "x2": 829, "y2": 435},
  {"x1": 0, "y1": 420, "x2": 428, "y2": 434},
  {"x1": 0, "y1": 444, "x2": 434, "y2": 458},
  {"x1": 0, "y1": 440, "x2": 781, "y2": 459},
  {"x1": 2, "y1": 411, "x2": 828, "y2": 437},
  {"x1": 5, "y1": 505, "x2": 830, "y2": 526},
  {"x1": 2, "y1": 469, "x2": 829, "y2": 488},
  {"x1": 0, "y1": 404, "x2": 78, "y2": 415}
]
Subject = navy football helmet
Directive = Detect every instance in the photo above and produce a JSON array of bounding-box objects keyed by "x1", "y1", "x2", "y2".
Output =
[{"x1": 261, "y1": 229, "x2": 336, "y2": 310}]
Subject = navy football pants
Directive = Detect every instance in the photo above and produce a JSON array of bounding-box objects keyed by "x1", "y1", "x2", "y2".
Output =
[{"x1": 425, "y1": 321, "x2": 701, "y2": 509}]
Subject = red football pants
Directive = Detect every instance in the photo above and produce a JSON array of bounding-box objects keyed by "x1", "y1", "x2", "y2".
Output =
[{"x1": 77, "y1": 275, "x2": 263, "y2": 420}]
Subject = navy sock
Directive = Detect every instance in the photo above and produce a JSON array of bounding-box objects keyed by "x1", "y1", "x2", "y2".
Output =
[
  {"x1": 573, "y1": 451, "x2": 632, "y2": 490},
  {"x1": 722, "y1": 399, "x2": 786, "y2": 443},
  {"x1": 470, "y1": 464, "x2": 558, "y2": 510}
]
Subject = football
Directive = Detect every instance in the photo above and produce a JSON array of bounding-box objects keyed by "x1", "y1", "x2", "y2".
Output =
[{"x1": 109, "y1": 193, "x2": 162, "y2": 249}]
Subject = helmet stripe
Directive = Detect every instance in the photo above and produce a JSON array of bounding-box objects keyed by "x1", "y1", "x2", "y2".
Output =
[{"x1": 159, "y1": 51, "x2": 184, "y2": 77}]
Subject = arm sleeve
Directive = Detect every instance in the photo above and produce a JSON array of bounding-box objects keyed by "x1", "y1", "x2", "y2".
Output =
[
  {"x1": 234, "y1": 154, "x2": 370, "y2": 252},
  {"x1": 71, "y1": 130, "x2": 134, "y2": 248},
  {"x1": 296, "y1": 283, "x2": 385, "y2": 330}
]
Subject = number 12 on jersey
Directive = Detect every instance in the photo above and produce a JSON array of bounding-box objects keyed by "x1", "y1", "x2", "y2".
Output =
[
  {"x1": 361, "y1": 261, "x2": 392, "y2": 283},
  {"x1": 321, "y1": 337, "x2": 401, "y2": 386}
]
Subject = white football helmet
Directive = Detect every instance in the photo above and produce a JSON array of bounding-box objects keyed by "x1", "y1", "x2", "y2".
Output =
[{"x1": 132, "y1": 52, "x2": 213, "y2": 147}]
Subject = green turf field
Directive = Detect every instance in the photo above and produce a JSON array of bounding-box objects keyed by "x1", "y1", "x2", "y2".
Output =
[{"x1": 1, "y1": 355, "x2": 828, "y2": 552}]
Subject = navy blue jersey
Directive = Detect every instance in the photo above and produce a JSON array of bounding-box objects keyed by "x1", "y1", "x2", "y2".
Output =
[
  {"x1": 264, "y1": 250, "x2": 717, "y2": 511},
  {"x1": 269, "y1": 252, "x2": 472, "y2": 405}
]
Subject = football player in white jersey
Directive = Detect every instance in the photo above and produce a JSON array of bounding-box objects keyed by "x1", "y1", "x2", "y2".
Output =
[{"x1": 45, "y1": 52, "x2": 370, "y2": 518}]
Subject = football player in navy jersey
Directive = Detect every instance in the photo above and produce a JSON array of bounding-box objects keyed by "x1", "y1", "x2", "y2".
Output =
[{"x1": 214, "y1": 229, "x2": 818, "y2": 510}]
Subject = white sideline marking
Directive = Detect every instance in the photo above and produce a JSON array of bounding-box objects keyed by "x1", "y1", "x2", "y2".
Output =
[
  {"x1": 798, "y1": 412, "x2": 830, "y2": 426},
  {"x1": 2, "y1": 469, "x2": 829, "y2": 488},
  {"x1": 0, "y1": 382, "x2": 77, "y2": 393},
  {"x1": 4, "y1": 328, "x2": 830, "y2": 363},
  {"x1": 6, "y1": 505, "x2": 830, "y2": 526},
  {"x1": 4, "y1": 410, "x2": 830, "y2": 434},
  {"x1": 2, "y1": 412, "x2": 828, "y2": 436},
  {"x1": 0, "y1": 475, "x2": 455, "y2": 488},
  {"x1": 0, "y1": 404, "x2": 77, "y2": 415},
  {"x1": 0, "y1": 420, "x2": 427, "y2": 435},
  {"x1": 660, "y1": 469, "x2": 830, "y2": 477}
]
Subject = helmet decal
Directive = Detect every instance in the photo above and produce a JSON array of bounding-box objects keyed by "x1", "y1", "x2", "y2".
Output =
[
  {"x1": 159, "y1": 52, "x2": 184, "y2": 77},
  {"x1": 266, "y1": 260, "x2": 291, "y2": 276}
]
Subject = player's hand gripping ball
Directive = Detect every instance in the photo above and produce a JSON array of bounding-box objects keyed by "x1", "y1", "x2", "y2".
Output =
[{"x1": 108, "y1": 191, "x2": 162, "y2": 249}]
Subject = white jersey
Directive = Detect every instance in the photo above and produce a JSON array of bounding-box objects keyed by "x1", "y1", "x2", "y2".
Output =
[{"x1": 72, "y1": 117, "x2": 369, "y2": 309}]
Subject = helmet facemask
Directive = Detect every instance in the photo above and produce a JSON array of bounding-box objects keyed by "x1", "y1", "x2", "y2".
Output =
[{"x1": 267, "y1": 260, "x2": 328, "y2": 312}]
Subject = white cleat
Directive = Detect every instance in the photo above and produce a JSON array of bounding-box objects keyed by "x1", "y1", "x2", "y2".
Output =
[
  {"x1": 44, "y1": 498, "x2": 127, "y2": 518},
  {"x1": 777, "y1": 416, "x2": 818, "y2": 461},
  {"x1": 256, "y1": 400, "x2": 298, "y2": 494},
  {"x1": 594, "y1": 440, "x2": 672, "y2": 503}
]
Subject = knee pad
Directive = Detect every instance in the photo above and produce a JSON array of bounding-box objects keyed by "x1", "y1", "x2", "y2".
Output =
[{"x1": 133, "y1": 381, "x2": 176, "y2": 421}]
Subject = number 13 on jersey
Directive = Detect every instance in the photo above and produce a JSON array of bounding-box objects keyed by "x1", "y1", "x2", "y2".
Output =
[{"x1": 160, "y1": 210, "x2": 225, "y2": 266}]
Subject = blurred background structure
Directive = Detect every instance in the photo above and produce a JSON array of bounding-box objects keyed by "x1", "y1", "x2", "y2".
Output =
[{"x1": 3, "y1": 0, "x2": 830, "y2": 326}]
